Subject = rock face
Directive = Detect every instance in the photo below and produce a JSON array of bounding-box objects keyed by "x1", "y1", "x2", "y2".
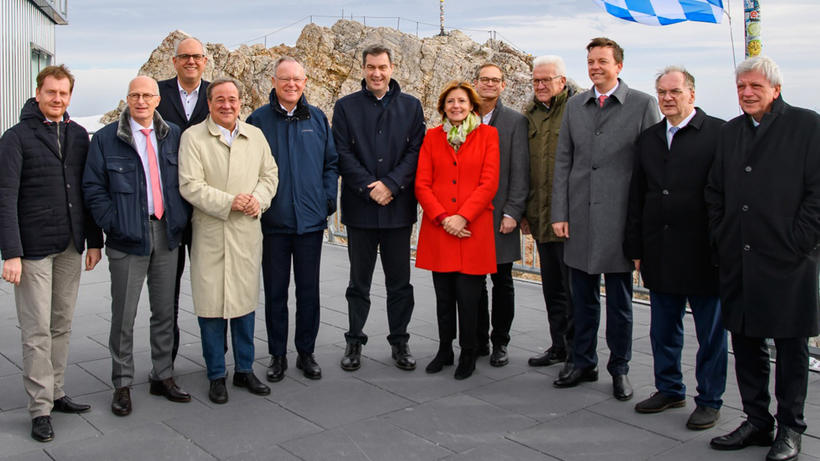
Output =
[{"x1": 103, "y1": 20, "x2": 575, "y2": 125}]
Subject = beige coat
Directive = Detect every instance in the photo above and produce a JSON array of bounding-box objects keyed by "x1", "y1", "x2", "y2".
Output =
[{"x1": 179, "y1": 116, "x2": 278, "y2": 319}]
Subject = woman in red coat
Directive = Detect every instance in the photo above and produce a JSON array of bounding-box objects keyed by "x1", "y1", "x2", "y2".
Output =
[{"x1": 415, "y1": 80, "x2": 500, "y2": 380}]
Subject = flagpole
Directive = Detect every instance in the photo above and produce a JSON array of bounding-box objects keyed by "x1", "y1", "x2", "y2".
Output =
[{"x1": 724, "y1": 1, "x2": 738, "y2": 71}]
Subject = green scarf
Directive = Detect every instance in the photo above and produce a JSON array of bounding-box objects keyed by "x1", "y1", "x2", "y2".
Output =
[{"x1": 443, "y1": 112, "x2": 480, "y2": 151}]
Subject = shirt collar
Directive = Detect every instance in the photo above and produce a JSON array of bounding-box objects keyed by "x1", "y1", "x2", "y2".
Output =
[
  {"x1": 594, "y1": 80, "x2": 619, "y2": 99},
  {"x1": 666, "y1": 108, "x2": 697, "y2": 133},
  {"x1": 129, "y1": 116, "x2": 155, "y2": 135},
  {"x1": 177, "y1": 80, "x2": 201, "y2": 96},
  {"x1": 279, "y1": 103, "x2": 296, "y2": 117}
]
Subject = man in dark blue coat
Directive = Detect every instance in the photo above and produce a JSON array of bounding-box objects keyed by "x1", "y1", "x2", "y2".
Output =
[
  {"x1": 333, "y1": 44, "x2": 426, "y2": 371},
  {"x1": 247, "y1": 57, "x2": 338, "y2": 382},
  {"x1": 83, "y1": 76, "x2": 192, "y2": 417},
  {"x1": 624, "y1": 67, "x2": 726, "y2": 431}
]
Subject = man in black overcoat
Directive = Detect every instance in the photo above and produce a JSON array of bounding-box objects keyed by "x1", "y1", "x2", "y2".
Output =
[{"x1": 706, "y1": 56, "x2": 820, "y2": 461}]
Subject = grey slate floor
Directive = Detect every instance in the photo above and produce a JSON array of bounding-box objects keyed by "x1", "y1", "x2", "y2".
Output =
[{"x1": 0, "y1": 242, "x2": 818, "y2": 460}]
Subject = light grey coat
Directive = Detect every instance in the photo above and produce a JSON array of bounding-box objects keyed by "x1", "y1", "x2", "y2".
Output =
[
  {"x1": 550, "y1": 79, "x2": 660, "y2": 274},
  {"x1": 486, "y1": 100, "x2": 530, "y2": 264}
]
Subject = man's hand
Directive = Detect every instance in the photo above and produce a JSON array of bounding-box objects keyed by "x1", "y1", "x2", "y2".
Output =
[
  {"x1": 231, "y1": 193, "x2": 252, "y2": 212},
  {"x1": 520, "y1": 217, "x2": 531, "y2": 235},
  {"x1": 368, "y1": 181, "x2": 393, "y2": 206},
  {"x1": 443, "y1": 214, "x2": 471, "y2": 238},
  {"x1": 86, "y1": 248, "x2": 102, "y2": 271},
  {"x1": 243, "y1": 195, "x2": 260, "y2": 217},
  {"x1": 499, "y1": 216, "x2": 517, "y2": 234},
  {"x1": 552, "y1": 221, "x2": 569, "y2": 238},
  {"x1": 633, "y1": 259, "x2": 641, "y2": 273},
  {"x1": 2, "y1": 257, "x2": 22, "y2": 285}
]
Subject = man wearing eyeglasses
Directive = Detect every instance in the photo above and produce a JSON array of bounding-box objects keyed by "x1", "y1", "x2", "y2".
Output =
[
  {"x1": 624, "y1": 67, "x2": 726, "y2": 430},
  {"x1": 472, "y1": 63, "x2": 529, "y2": 367},
  {"x1": 83, "y1": 76, "x2": 192, "y2": 416},
  {"x1": 520, "y1": 55, "x2": 576, "y2": 378},
  {"x1": 156, "y1": 36, "x2": 210, "y2": 365},
  {"x1": 247, "y1": 57, "x2": 338, "y2": 382}
]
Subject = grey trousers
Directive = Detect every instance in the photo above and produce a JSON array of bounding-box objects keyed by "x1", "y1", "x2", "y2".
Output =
[
  {"x1": 107, "y1": 219, "x2": 178, "y2": 388},
  {"x1": 14, "y1": 243, "x2": 82, "y2": 418}
]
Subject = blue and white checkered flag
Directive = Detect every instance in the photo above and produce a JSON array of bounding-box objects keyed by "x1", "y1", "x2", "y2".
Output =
[{"x1": 593, "y1": 0, "x2": 724, "y2": 26}]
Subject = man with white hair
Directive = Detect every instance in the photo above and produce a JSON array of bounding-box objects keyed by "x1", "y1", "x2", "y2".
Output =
[{"x1": 706, "y1": 56, "x2": 820, "y2": 461}]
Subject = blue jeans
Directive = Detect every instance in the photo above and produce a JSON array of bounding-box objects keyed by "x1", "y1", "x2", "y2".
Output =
[
  {"x1": 198, "y1": 312, "x2": 255, "y2": 381},
  {"x1": 649, "y1": 292, "x2": 727, "y2": 408}
]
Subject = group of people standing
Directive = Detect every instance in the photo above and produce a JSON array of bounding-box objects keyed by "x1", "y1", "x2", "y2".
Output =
[{"x1": 0, "y1": 34, "x2": 817, "y2": 461}]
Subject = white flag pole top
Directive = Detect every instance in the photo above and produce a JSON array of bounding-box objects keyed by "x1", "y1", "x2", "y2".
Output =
[
  {"x1": 593, "y1": 0, "x2": 724, "y2": 26},
  {"x1": 744, "y1": 0, "x2": 761, "y2": 57}
]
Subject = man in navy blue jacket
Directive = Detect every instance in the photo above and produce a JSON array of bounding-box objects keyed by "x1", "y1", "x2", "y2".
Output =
[
  {"x1": 83, "y1": 76, "x2": 192, "y2": 417},
  {"x1": 248, "y1": 57, "x2": 338, "y2": 382},
  {"x1": 332, "y1": 44, "x2": 426, "y2": 371}
]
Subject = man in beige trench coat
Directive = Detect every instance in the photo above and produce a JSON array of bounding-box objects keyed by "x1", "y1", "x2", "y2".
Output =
[{"x1": 179, "y1": 78, "x2": 278, "y2": 404}]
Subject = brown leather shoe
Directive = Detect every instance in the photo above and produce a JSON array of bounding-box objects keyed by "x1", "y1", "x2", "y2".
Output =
[
  {"x1": 149, "y1": 377, "x2": 191, "y2": 403},
  {"x1": 111, "y1": 387, "x2": 131, "y2": 416}
]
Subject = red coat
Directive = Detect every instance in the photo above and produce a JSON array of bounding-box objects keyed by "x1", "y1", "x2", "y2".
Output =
[{"x1": 415, "y1": 123, "x2": 500, "y2": 275}]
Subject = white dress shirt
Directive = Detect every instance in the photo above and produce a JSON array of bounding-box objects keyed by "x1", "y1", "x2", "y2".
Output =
[
  {"x1": 665, "y1": 109, "x2": 697, "y2": 149},
  {"x1": 128, "y1": 117, "x2": 162, "y2": 215},
  {"x1": 178, "y1": 80, "x2": 202, "y2": 121},
  {"x1": 217, "y1": 122, "x2": 239, "y2": 147}
]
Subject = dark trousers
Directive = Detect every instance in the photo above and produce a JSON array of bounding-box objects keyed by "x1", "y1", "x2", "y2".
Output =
[
  {"x1": 477, "y1": 262, "x2": 514, "y2": 347},
  {"x1": 344, "y1": 225, "x2": 414, "y2": 346},
  {"x1": 198, "y1": 312, "x2": 255, "y2": 381},
  {"x1": 649, "y1": 292, "x2": 727, "y2": 408},
  {"x1": 731, "y1": 333, "x2": 809, "y2": 433},
  {"x1": 170, "y1": 225, "x2": 191, "y2": 362},
  {"x1": 536, "y1": 241, "x2": 573, "y2": 357},
  {"x1": 571, "y1": 268, "x2": 633, "y2": 376},
  {"x1": 432, "y1": 272, "x2": 484, "y2": 350},
  {"x1": 262, "y1": 231, "x2": 323, "y2": 356}
]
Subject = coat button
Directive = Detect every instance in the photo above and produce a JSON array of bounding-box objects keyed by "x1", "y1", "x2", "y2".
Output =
[
  {"x1": 451, "y1": 198, "x2": 456, "y2": 202},
  {"x1": 663, "y1": 224, "x2": 670, "y2": 230},
  {"x1": 594, "y1": 130, "x2": 601, "y2": 136},
  {"x1": 68, "y1": 203, "x2": 73, "y2": 208},
  {"x1": 452, "y1": 180, "x2": 456, "y2": 184},
  {"x1": 743, "y1": 244, "x2": 751, "y2": 251},
  {"x1": 745, "y1": 166, "x2": 752, "y2": 173},
  {"x1": 453, "y1": 161, "x2": 457, "y2": 166},
  {"x1": 662, "y1": 189, "x2": 669, "y2": 195},
  {"x1": 592, "y1": 165, "x2": 598, "y2": 170},
  {"x1": 66, "y1": 184, "x2": 71, "y2": 189},
  {"x1": 378, "y1": 157, "x2": 383, "y2": 162},
  {"x1": 741, "y1": 204, "x2": 749, "y2": 211}
]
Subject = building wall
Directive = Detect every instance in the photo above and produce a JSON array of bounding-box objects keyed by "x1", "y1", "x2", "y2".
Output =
[{"x1": 0, "y1": 0, "x2": 56, "y2": 134}]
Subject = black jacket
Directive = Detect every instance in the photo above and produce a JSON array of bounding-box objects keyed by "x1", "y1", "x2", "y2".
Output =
[
  {"x1": 0, "y1": 98, "x2": 103, "y2": 260},
  {"x1": 156, "y1": 77, "x2": 210, "y2": 130},
  {"x1": 705, "y1": 96, "x2": 820, "y2": 337},
  {"x1": 624, "y1": 108, "x2": 723, "y2": 296},
  {"x1": 333, "y1": 79, "x2": 426, "y2": 229}
]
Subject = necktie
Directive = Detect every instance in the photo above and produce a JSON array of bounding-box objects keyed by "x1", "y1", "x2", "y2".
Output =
[
  {"x1": 669, "y1": 126, "x2": 680, "y2": 136},
  {"x1": 598, "y1": 94, "x2": 608, "y2": 108},
  {"x1": 140, "y1": 128, "x2": 164, "y2": 219}
]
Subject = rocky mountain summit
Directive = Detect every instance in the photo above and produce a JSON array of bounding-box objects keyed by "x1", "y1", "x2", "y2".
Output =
[{"x1": 103, "y1": 20, "x2": 542, "y2": 125}]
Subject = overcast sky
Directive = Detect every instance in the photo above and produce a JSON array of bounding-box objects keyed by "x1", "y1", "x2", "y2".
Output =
[{"x1": 55, "y1": 0, "x2": 820, "y2": 121}]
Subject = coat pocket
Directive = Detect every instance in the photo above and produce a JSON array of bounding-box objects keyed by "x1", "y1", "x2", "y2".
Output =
[{"x1": 106, "y1": 159, "x2": 136, "y2": 194}]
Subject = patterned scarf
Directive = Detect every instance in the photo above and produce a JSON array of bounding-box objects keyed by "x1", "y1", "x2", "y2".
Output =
[{"x1": 443, "y1": 112, "x2": 480, "y2": 151}]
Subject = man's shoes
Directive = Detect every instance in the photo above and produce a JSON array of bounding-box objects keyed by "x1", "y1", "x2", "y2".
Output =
[
  {"x1": 454, "y1": 349, "x2": 476, "y2": 380},
  {"x1": 489, "y1": 344, "x2": 509, "y2": 367},
  {"x1": 52, "y1": 395, "x2": 91, "y2": 413},
  {"x1": 635, "y1": 392, "x2": 683, "y2": 413},
  {"x1": 391, "y1": 343, "x2": 416, "y2": 371},
  {"x1": 31, "y1": 416, "x2": 54, "y2": 442},
  {"x1": 296, "y1": 353, "x2": 322, "y2": 380},
  {"x1": 528, "y1": 348, "x2": 566, "y2": 367},
  {"x1": 686, "y1": 405, "x2": 720, "y2": 430},
  {"x1": 553, "y1": 366, "x2": 598, "y2": 388},
  {"x1": 149, "y1": 377, "x2": 191, "y2": 403},
  {"x1": 111, "y1": 386, "x2": 132, "y2": 416},
  {"x1": 766, "y1": 426, "x2": 801, "y2": 461},
  {"x1": 710, "y1": 420, "x2": 775, "y2": 450},
  {"x1": 267, "y1": 355, "x2": 287, "y2": 382},
  {"x1": 558, "y1": 361, "x2": 574, "y2": 380},
  {"x1": 340, "y1": 343, "x2": 362, "y2": 371},
  {"x1": 613, "y1": 374, "x2": 633, "y2": 401},
  {"x1": 233, "y1": 372, "x2": 271, "y2": 395},
  {"x1": 477, "y1": 343, "x2": 490, "y2": 357},
  {"x1": 425, "y1": 347, "x2": 455, "y2": 373},
  {"x1": 209, "y1": 378, "x2": 228, "y2": 404}
]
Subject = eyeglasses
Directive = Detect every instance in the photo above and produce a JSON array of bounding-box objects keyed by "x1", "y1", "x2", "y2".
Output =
[
  {"x1": 533, "y1": 76, "x2": 563, "y2": 86},
  {"x1": 176, "y1": 54, "x2": 205, "y2": 62},
  {"x1": 478, "y1": 77, "x2": 503, "y2": 85},
  {"x1": 275, "y1": 76, "x2": 305, "y2": 83},
  {"x1": 127, "y1": 93, "x2": 158, "y2": 102},
  {"x1": 656, "y1": 89, "x2": 686, "y2": 97}
]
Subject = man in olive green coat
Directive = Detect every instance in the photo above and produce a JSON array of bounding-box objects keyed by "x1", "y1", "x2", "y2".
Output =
[{"x1": 521, "y1": 55, "x2": 576, "y2": 378}]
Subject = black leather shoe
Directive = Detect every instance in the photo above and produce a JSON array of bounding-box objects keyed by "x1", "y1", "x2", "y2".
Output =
[
  {"x1": 634, "y1": 392, "x2": 685, "y2": 414},
  {"x1": 266, "y1": 355, "x2": 287, "y2": 382},
  {"x1": 686, "y1": 405, "x2": 720, "y2": 430},
  {"x1": 340, "y1": 343, "x2": 362, "y2": 371},
  {"x1": 528, "y1": 348, "x2": 566, "y2": 367},
  {"x1": 558, "y1": 361, "x2": 574, "y2": 380},
  {"x1": 425, "y1": 347, "x2": 455, "y2": 373},
  {"x1": 553, "y1": 366, "x2": 598, "y2": 388},
  {"x1": 209, "y1": 378, "x2": 228, "y2": 404},
  {"x1": 477, "y1": 343, "x2": 490, "y2": 357},
  {"x1": 454, "y1": 349, "x2": 476, "y2": 380},
  {"x1": 391, "y1": 343, "x2": 416, "y2": 371},
  {"x1": 613, "y1": 374, "x2": 633, "y2": 401},
  {"x1": 766, "y1": 426, "x2": 801, "y2": 461},
  {"x1": 111, "y1": 387, "x2": 132, "y2": 416},
  {"x1": 489, "y1": 344, "x2": 509, "y2": 367},
  {"x1": 296, "y1": 353, "x2": 322, "y2": 380},
  {"x1": 53, "y1": 395, "x2": 91, "y2": 413},
  {"x1": 149, "y1": 377, "x2": 191, "y2": 403},
  {"x1": 710, "y1": 421, "x2": 775, "y2": 451},
  {"x1": 31, "y1": 416, "x2": 54, "y2": 442},
  {"x1": 233, "y1": 372, "x2": 271, "y2": 395}
]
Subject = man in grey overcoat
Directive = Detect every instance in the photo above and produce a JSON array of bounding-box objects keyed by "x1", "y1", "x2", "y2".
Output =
[
  {"x1": 473, "y1": 63, "x2": 529, "y2": 367},
  {"x1": 550, "y1": 37, "x2": 660, "y2": 400}
]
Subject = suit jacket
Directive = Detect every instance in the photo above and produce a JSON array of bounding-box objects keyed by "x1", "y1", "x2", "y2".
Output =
[
  {"x1": 156, "y1": 77, "x2": 210, "y2": 131},
  {"x1": 624, "y1": 108, "x2": 722, "y2": 296},
  {"x1": 551, "y1": 79, "x2": 660, "y2": 274},
  {"x1": 486, "y1": 101, "x2": 529, "y2": 264}
]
